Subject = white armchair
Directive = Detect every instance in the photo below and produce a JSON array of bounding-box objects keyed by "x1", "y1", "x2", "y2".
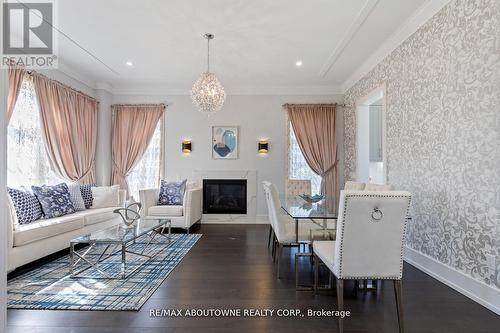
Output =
[
  {"x1": 139, "y1": 183, "x2": 202, "y2": 233},
  {"x1": 313, "y1": 190, "x2": 411, "y2": 333}
]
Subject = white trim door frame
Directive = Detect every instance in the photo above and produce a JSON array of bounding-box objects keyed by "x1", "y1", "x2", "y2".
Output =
[
  {"x1": 1, "y1": 0, "x2": 8, "y2": 329},
  {"x1": 355, "y1": 83, "x2": 387, "y2": 183}
]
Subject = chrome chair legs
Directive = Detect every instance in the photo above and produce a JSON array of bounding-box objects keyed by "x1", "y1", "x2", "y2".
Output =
[
  {"x1": 394, "y1": 280, "x2": 404, "y2": 333},
  {"x1": 337, "y1": 279, "x2": 344, "y2": 333}
]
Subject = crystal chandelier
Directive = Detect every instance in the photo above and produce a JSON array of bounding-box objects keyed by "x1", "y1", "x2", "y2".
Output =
[{"x1": 190, "y1": 33, "x2": 226, "y2": 115}]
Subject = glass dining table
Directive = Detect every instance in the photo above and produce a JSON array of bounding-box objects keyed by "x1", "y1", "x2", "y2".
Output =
[{"x1": 280, "y1": 196, "x2": 338, "y2": 243}]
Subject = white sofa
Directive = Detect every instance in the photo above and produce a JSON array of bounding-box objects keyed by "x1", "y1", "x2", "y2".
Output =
[
  {"x1": 139, "y1": 183, "x2": 202, "y2": 233},
  {"x1": 7, "y1": 190, "x2": 126, "y2": 272}
]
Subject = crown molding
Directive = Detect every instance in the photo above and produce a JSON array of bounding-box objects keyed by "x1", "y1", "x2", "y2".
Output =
[
  {"x1": 94, "y1": 81, "x2": 114, "y2": 93},
  {"x1": 319, "y1": 0, "x2": 380, "y2": 78},
  {"x1": 54, "y1": 61, "x2": 97, "y2": 91},
  {"x1": 341, "y1": 0, "x2": 452, "y2": 93},
  {"x1": 111, "y1": 84, "x2": 342, "y2": 96}
]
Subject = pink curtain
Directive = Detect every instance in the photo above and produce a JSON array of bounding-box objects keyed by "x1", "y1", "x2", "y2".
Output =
[
  {"x1": 7, "y1": 66, "x2": 26, "y2": 123},
  {"x1": 32, "y1": 73, "x2": 97, "y2": 184},
  {"x1": 287, "y1": 104, "x2": 337, "y2": 203},
  {"x1": 111, "y1": 104, "x2": 164, "y2": 193}
]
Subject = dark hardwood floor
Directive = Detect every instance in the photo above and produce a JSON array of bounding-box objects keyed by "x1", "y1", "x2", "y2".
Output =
[{"x1": 7, "y1": 224, "x2": 500, "y2": 332}]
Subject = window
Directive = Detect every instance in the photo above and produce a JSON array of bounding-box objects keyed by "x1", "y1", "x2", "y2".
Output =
[
  {"x1": 7, "y1": 76, "x2": 64, "y2": 188},
  {"x1": 288, "y1": 122, "x2": 321, "y2": 195},
  {"x1": 127, "y1": 121, "x2": 162, "y2": 200}
]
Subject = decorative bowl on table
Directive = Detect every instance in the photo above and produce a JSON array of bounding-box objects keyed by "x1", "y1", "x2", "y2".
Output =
[{"x1": 299, "y1": 194, "x2": 324, "y2": 203}]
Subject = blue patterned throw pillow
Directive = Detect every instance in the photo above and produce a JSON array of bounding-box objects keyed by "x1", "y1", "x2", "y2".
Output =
[
  {"x1": 79, "y1": 183, "x2": 95, "y2": 209},
  {"x1": 7, "y1": 187, "x2": 43, "y2": 224},
  {"x1": 32, "y1": 183, "x2": 76, "y2": 218},
  {"x1": 158, "y1": 179, "x2": 187, "y2": 205}
]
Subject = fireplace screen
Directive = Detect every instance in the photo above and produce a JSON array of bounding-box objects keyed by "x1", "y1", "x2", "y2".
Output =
[{"x1": 203, "y1": 179, "x2": 247, "y2": 214}]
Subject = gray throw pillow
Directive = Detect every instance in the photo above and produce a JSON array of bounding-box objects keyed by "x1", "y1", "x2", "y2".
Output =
[
  {"x1": 67, "y1": 183, "x2": 86, "y2": 211},
  {"x1": 158, "y1": 179, "x2": 187, "y2": 205}
]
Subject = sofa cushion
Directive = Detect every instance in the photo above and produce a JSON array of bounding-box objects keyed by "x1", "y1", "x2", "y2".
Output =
[
  {"x1": 7, "y1": 187, "x2": 43, "y2": 224},
  {"x1": 13, "y1": 215, "x2": 84, "y2": 246},
  {"x1": 31, "y1": 183, "x2": 76, "y2": 218},
  {"x1": 148, "y1": 205, "x2": 183, "y2": 217},
  {"x1": 158, "y1": 179, "x2": 186, "y2": 205},
  {"x1": 83, "y1": 207, "x2": 119, "y2": 226}
]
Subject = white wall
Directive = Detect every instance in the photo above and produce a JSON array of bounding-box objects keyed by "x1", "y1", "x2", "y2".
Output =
[
  {"x1": 95, "y1": 89, "x2": 112, "y2": 186},
  {"x1": 111, "y1": 94, "x2": 344, "y2": 220}
]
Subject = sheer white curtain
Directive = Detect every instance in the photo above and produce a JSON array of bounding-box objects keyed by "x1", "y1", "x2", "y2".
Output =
[
  {"x1": 127, "y1": 121, "x2": 162, "y2": 199},
  {"x1": 7, "y1": 76, "x2": 64, "y2": 188},
  {"x1": 288, "y1": 122, "x2": 321, "y2": 195}
]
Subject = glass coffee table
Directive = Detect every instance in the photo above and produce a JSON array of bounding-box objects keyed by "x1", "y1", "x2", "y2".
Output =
[{"x1": 69, "y1": 218, "x2": 171, "y2": 279}]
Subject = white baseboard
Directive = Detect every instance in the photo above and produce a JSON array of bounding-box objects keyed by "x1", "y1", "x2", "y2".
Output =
[
  {"x1": 404, "y1": 246, "x2": 500, "y2": 315},
  {"x1": 201, "y1": 214, "x2": 269, "y2": 225}
]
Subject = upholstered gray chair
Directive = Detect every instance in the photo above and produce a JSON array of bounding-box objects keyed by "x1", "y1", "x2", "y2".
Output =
[
  {"x1": 313, "y1": 190, "x2": 411, "y2": 333},
  {"x1": 286, "y1": 179, "x2": 312, "y2": 197}
]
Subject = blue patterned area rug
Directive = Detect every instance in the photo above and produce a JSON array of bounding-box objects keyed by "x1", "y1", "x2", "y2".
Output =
[{"x1": 8, "y1": 233, "x2": 201, "y2": 311}]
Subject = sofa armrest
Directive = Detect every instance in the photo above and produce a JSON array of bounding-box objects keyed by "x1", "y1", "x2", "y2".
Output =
[
  {"x1": 118, "y1": 189, "x2": 127, "y2": 207},
  {"x1": 139, "y1": 188, "x2": 160, "y2": 217},
  {"x1": 183, "y1": 187, "x2": 202, "y2": 227},
  {"x1": 6, "y1": 194, "x2": 16, "y2": 249}
]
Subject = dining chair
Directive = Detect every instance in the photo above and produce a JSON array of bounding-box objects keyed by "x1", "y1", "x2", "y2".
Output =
[
  {"x1": 286, "y1": 179, "x2": 312, "y2": 197},
  {"x1": 364, "y1": 183, "x2": 394, "y2": 191},
  {"x1": 313, "y1": 190, "x2": 411, "y2": 333},
  {"x1": 263, "y1": 181, "x2": 318, "y2": 278},
  {"x1": 344, "y1": 181, "x2": 366, "y2": 190}
]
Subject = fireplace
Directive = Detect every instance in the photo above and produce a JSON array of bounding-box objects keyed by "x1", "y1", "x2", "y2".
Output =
[{"x1": 203, "y1": 179, "x2": 247, "y2": 214}]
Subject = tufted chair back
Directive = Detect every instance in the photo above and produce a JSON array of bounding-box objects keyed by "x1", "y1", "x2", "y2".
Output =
[
  {"x1": 344, "y1": 181, "x2": 366, "y2": 190},
  {"x1": 333, "y1": 190, "x2": 411, "y2": 280},
  {"x1": 364, "y1": 183, "x2": 394, "y2": 191},
  {"x1": 286, "y1": 179, "x2": 312, "y2": 196}
]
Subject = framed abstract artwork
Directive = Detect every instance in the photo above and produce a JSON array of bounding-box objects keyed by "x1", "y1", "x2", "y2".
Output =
[{"x1": 212, "y1": 126, "x2": 239, "y2": 159}]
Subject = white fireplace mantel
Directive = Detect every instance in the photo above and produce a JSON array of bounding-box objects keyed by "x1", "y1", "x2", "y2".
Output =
[{"x1": 193, "y1": 170, "x2": 258, "y2": 223}]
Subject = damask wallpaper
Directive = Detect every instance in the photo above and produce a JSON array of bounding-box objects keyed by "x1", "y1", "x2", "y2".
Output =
[{"x1": 343, "y1": 0, "x2": 500, "y2": 287}]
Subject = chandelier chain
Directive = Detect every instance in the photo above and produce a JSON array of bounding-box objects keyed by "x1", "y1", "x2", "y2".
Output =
[{"x1": 207, "y1": 37, "x2": 210, "y2": 72}]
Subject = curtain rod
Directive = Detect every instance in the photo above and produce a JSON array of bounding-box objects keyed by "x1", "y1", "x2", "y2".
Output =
[
  {"x1": 282, "y1": 103, "x2": 346, "y2": 108},
  {"x1": 24, "y1": 70, "x2": 98, "y2": 103},
  {"x1": 111, "y1": 103, "x2": 167, "y2": 110}
]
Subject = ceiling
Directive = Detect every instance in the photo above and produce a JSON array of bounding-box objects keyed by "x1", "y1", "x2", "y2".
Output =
[{"x1": 52, "y1": 0, "x2": 428, "y2": 94}]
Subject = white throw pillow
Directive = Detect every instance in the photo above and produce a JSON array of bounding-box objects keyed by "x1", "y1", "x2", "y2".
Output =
[{"x1": 91, "y1": 185, "x2": 120, "y2": 208}]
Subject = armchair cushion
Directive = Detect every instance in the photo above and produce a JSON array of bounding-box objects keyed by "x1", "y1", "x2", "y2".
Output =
[
  {"x1": 148, "y1": 205, "x2": 183, "y2": 217},
  {"x1": 158, "y1": 179, "x2": 187, "y2": 205}
]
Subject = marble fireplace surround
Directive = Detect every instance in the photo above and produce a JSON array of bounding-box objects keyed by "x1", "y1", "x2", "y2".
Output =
[{"x1": 194, "y1": 170, "x2": 258, "y2": 223}]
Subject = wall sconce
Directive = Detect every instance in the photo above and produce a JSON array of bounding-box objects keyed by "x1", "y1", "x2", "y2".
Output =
[
  {"x1": 182, "y1": 140, "x2": 192, "y2": 153},
  {"x1": 258, "y1": 139, "x2": 269, "y2": 154}
]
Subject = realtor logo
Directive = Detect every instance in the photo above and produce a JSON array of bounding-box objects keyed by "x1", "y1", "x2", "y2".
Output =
[{"x1": 2, "y1": 0, "x2": 57, "y2": 68}]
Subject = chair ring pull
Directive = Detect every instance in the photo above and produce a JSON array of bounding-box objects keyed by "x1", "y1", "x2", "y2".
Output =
[{"x1": 371, "y1": 207, "x2": 383, "y2": 221}]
